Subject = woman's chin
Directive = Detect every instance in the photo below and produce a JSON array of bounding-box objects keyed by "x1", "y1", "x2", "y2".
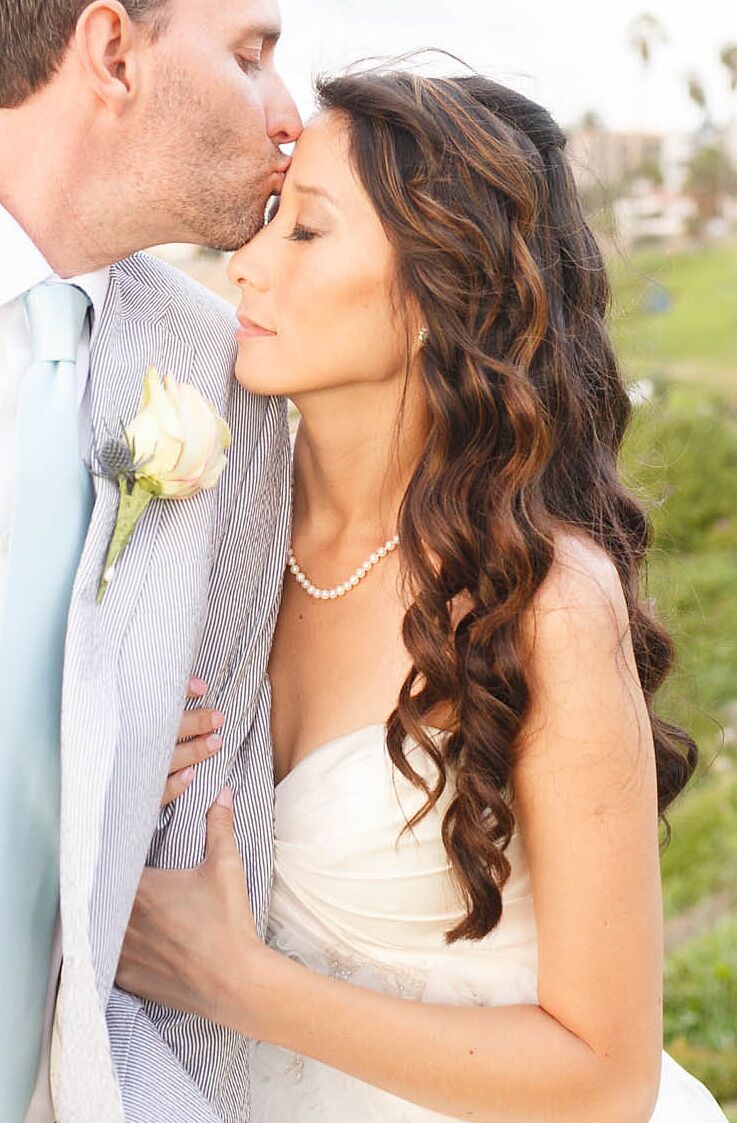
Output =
[{"x1": 234, "y1": 356, "x2": 287, "y2": 397}]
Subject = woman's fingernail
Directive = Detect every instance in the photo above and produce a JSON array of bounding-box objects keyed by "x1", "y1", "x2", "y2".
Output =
[
  {"x1": 181, "y1": 767, "x2": 195, "y2": 785},
  {"x1": 216, "y1": 786, "x2": 233, "y2": 809},
  {"x1": 207, "y1": 734, "x2": 222, "y2": 753},
  {"x1": 190, "y1": 677, "x2": 208, "y2": 695},
  {"x1": 212, "y1": 711, "x2": 225, "y2": 731}
]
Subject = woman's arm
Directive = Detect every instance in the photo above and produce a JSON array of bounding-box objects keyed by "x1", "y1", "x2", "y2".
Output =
[{"x1": 118, "y1": 537, "x2": 663, "y2": 1123}]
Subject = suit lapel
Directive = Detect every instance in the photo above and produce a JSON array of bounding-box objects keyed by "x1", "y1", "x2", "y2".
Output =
[{"x1": 60, "y1": 264, "x2": 210, "y2": 999}]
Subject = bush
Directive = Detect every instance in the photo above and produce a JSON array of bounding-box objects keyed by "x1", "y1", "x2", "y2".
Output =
[
  {"x1": 660, "y1": 770, "x2": 737, "y2": 917},
  {"x1": 623, "y1": 397, "x2": 737, "y2": 555},
  {"x1": 664, "y1": 912, "x2": 737, "y2": 1068},
  {"x1": 666, "y1": 1039, "x2": 737, "y2": 1103}
]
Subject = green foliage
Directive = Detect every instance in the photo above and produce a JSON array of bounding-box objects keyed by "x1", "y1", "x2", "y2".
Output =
[
  {"x1": 667, "y1": 1039, "x2": 737, "y2": 1104},
  {"x1": 664, "y1": 913, "x2": 737, "y2": 1100},
  {"x1": 684, "y1": 145, "x2": 737, "y2": 226},
  {"x1": 624, "y1": 397, "x2": 737, "y2": 553},
  {"x1": 611, "y1": 239, "x2": 737, "y2": 1107},
  {"x1": 660, "y1": 769, "x2": 737, "y2": 917},
  {"x1": 621, "y1": 393, "x2": 737, "y2": 747}
]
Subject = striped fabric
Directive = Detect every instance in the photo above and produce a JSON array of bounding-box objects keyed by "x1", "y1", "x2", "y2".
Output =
[{"x1": 55, "y1": 253, "x2": 290, "y2": 1123}]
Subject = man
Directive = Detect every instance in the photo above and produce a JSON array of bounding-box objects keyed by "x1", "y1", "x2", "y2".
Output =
[{"x1": 0, "y1": 2, "x2": 301, "y2": 1121}]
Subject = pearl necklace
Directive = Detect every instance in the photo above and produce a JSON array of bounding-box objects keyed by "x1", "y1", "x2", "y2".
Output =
[{"x1": 288, "y1": 534, "x2": 400, "y2": 601}]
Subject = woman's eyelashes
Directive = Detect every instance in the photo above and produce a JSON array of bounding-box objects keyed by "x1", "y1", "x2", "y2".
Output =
[{"x1": 286, "y1": 224, "x2": 320, "y2": 243}]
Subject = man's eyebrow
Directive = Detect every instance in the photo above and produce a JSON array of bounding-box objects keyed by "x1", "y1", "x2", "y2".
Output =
[
  {"x1": 293, "y1": 184, "x2": 339, "y2": 207},
  {"x1": 238, "y1": 23, "x2": 281, "y2": 45}
]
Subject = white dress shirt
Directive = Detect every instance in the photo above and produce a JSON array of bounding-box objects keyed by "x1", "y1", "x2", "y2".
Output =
[{"x1": 0, "y1": 203, "x2": 110, "y2": 625}]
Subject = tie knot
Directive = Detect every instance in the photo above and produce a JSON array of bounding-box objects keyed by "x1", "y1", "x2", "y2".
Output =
[{"x1": 23, "y1": 280, "x2": 91, "y2": 365}]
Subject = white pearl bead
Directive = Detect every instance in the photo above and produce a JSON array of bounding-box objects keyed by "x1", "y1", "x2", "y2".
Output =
[{"x1": 287, "y1": 532, "x2": 400, "y2": 602}]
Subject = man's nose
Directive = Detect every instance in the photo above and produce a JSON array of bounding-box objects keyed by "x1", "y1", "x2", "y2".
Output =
[{"x1": 267, "y1": 73, "x2": 303, "y2": 147}]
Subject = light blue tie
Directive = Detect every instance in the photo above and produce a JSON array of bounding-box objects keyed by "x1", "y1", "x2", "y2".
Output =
[{"x1": 0, "y1": 281, "x2": 93, "y2": 1123}]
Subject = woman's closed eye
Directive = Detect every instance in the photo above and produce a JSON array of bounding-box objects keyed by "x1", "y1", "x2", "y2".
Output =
[{"x1": 286, "y1": 224, "x2": 320, "y2": 243}]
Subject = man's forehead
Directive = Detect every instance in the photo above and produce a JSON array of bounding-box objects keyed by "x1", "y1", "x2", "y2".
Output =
[{"x1": 231, "y1": 0, "x2": 282, "y2": 37}]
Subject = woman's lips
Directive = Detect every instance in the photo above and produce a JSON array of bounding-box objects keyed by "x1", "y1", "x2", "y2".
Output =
[{"x1": 236, "y1": 314, "x2": 277, "y2": 341}]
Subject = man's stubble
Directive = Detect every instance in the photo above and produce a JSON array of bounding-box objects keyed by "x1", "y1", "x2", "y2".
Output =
[{"x1": 132, "y1": 60, "x2": 276, "y2": 252}]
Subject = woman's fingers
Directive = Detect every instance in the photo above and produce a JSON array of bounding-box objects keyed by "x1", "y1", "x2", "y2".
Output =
[
  {"x1": 178, "y1": 677, "x2": 225, "y2": 744},
  {"x1": 161, "y1": 766, "x2": 196, "y2": 807},
  {"x1": 161, "y1": 736, "x2": 221, "y2": 808},
  {"x1": 162, "y1": 677, "x2": 225, "y2": 807},
  {"x1": 178, "y1": 707, "x2": 224, "y2": 742},
  {"x1": 169, "y1": 733, "x2": 223, "y2": 775}
]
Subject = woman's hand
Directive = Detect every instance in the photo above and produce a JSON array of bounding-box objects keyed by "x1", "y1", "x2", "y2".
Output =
[
  {"x1": 117, "y1": 789, "x2": 272, "y2": 1033},
  {"x1": 161, "y1": 676, "x2": 225, "y2": 806}
]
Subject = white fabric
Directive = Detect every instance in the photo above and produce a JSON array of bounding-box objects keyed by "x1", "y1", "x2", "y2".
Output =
[
  {"x1": 0, "y1": 203, "x2": 109, "y2": 621},
  {"x1": 251, "y1": 724, "x2": 728, "y2": 1122}
]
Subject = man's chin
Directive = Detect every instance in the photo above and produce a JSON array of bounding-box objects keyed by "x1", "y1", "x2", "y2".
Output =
[{"x1": 203, "y1": 204, "x2": 271, "y2": 253}]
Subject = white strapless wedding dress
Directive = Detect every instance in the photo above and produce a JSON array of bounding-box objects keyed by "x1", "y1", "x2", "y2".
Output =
[{"x1": 250, "y1": 725, "x2": 727, "y2": 1122}]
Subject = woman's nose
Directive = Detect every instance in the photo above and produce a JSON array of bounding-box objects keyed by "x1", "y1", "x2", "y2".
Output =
[{"x1": 227, "y1": 249, "x2": 270, "y2": 293}]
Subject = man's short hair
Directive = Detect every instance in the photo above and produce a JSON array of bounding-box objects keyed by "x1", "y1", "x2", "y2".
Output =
[{"x1": 0, "y1": 0, "x2": 170, "y2": 108}]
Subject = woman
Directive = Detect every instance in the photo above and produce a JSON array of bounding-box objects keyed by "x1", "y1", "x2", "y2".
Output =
[{"x1": 119, "y1": 70, "x2": 728, "y2": 1121}]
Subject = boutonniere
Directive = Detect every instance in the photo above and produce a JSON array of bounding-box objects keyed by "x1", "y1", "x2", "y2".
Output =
[{"x1": 96, "y1": 365, "x2": 231, "y2": 604}]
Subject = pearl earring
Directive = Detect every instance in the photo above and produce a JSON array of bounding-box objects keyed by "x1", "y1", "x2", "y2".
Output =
[{"x1": 418, "y1": 327, "x2": 430, "y2": 345}]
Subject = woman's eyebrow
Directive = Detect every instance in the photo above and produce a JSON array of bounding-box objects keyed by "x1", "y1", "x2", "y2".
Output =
[{"x1": 293, "y1": 184, "x2": 339, "y2": 208}]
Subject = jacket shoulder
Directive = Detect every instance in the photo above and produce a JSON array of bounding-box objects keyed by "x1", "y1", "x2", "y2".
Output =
[{"x1": 111, "y1": 251, "x2": 236, "y2": 337}]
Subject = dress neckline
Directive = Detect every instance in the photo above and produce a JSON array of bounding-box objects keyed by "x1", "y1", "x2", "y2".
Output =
[
  {"x1": 275, "y1": 723, "x2": 387, "y2": 794},
  {"x1": 275, "y1": 722, "x2": 446, "y2": 795}
]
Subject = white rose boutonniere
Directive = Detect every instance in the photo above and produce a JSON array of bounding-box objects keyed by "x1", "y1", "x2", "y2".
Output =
[{"x1": 97, "y1": 365, "x2": 231, "y2": 604}]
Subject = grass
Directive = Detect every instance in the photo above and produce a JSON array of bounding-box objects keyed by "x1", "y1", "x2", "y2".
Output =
[
  {"x1": 609, "y1": 238, "x2": 737, "y2": 395},
  {"x1": 610, "y1": 236, "x2": 737, "y2": 1109}
]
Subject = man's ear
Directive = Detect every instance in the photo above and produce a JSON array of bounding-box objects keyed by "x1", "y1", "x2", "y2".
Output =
[{"x1": 73, "y1": 1, "x2": 145, "y2": 114}]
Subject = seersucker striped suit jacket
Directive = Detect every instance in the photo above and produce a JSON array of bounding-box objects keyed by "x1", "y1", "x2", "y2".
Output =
[{"x1": 54, "y1": 252, "x2": 290, "y2": 1123}]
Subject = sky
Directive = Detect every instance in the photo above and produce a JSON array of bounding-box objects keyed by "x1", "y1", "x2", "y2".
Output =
[{"x1": 275, "y1": 0, "x2": 736, "y2": 135}]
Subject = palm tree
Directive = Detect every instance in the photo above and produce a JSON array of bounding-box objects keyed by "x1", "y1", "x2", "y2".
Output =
[
  {"x1": 683, "y1": 144, "x2": 737, "y2": 236},
  {"x1": 627, "y1": 14, "x2": 668, "y2": 131},
  {"x1": 686, "y1": 73, "x2": 708, "y2": 116},
  {"x1": 579, "y1": 110, "x2": 603, "y2": 131},
  {"x1": 627, "y1": 13, "x2": 668, "y2": 68},
  {"x1": 720, "y1": 44, "x2": 737, "y2": 92}
]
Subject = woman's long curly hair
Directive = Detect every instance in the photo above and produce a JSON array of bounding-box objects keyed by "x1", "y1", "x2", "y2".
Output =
[{"x1": 316, "y1": 68, "x2": 697, "y2": 943}]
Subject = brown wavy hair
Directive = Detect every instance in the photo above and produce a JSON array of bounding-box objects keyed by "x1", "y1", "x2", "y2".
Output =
[{"x1": 316, "y1": 67, "x2": 697, "y2": 943}]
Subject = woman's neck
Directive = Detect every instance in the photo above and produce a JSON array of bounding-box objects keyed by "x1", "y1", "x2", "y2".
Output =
[{"x1": 291, "y1": 378, "x2": 427, "y2": 547}]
